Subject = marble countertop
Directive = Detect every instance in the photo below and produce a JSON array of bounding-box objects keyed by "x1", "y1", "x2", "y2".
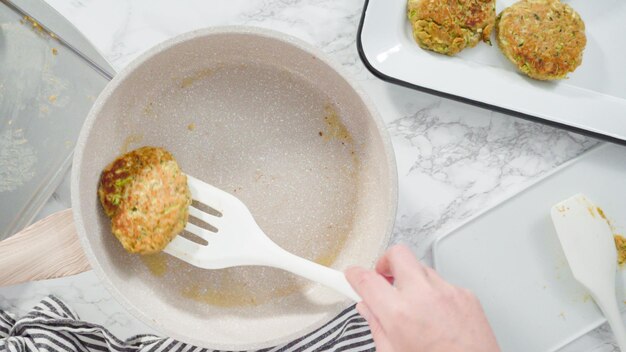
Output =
[{"x1": 0, "y1": 0, "x2": 621, "y2": 350}]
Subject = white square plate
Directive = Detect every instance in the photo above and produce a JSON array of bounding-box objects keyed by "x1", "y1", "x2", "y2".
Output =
[
  {"x1": 432, "y1": 143, "x2": 626, "y2": 351},
  {"x1": 358, "y1": 0, "x2": 626, "y2": 143}
]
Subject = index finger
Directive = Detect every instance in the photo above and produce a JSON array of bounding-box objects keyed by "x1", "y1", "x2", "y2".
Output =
[
  {"x1": 375, "y1": 245, "x2": 426, "y2": 289},
  {"x1": 345, "y1": 266, "x2": 397, "y2": 321}
]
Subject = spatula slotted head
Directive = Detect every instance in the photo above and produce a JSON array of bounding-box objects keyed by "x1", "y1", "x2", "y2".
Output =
[{"x1": 550, "y1": 194, "x2": 617, "y2": 290}]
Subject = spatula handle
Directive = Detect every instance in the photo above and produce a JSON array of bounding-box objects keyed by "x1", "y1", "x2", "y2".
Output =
[
  {"x1": 259, "y1": 246, "x2": 360, "y2": 302},
  {"x1": 0, "y1": 209, "x2": 91, "y2": 287},
  {"x1": 594, "y1": 292, "x2": 626, "y2": 350}
]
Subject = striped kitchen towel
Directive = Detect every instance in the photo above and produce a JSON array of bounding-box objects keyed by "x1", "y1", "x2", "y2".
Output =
[{"x1": 0, "y1": 295, "x2": 374, "y2": 352}]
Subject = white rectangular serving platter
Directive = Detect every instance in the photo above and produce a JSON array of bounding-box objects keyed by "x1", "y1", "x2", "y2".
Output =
[
  {"x1": 358, "y1": 0, "x2": 626, "y2": 143},
  {"x1": 432, "y1": 142, "x2": 626, "y2": 352}
]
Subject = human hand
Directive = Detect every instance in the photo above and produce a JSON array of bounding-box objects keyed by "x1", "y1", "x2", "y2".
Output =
[{"x1": 345, "y1": 245, "x2": 500, "y2": 352}]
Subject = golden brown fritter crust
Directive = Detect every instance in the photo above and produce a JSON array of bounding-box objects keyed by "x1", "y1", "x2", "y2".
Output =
[
  {"x1": 98, "y1": 147, "x2": 191, "y2": 254},
  {"x1": 496, "y1": 0, "x2": 586, "y2": 80},
  {"x1": 99, "y1": 147, "x2": 171, "y2": 218},
  {"x1": 407, "y1": 0, "x2": 496, "y2": 56}
]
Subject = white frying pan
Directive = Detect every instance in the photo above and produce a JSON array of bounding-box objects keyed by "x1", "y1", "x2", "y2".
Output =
[{"x1": 0, "y1": 27, "x2": 397, "y2": 350}]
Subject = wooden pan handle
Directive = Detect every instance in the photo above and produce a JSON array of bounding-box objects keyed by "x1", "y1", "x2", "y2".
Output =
[{"x1": 0, "y1": 209, "x2": 91, "y2": 287}]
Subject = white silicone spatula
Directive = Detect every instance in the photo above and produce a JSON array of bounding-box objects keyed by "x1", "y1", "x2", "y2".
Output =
[
  {"x1": 164, "y1": 175, "x2": 360, "y2": 301},
  {"x1": 551, "y1": 194, "x2": 626, "y2": 350}
]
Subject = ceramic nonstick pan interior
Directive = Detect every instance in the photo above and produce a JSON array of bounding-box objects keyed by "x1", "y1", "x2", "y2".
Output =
[{"x1": 71, "y1": 27, "x2": 397, "y2": 350}]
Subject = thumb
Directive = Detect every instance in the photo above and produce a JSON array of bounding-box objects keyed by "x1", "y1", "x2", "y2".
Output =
[{"x1": 356, "y1": 302, "x2": 395, "y2": 352}]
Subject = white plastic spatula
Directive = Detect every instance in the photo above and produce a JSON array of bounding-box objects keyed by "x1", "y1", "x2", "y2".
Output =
[
  {"x1": 551, "y1": 194, "x2": 626, "y2": 350},
  {"x1": 164, "y1": 175, "x2": 360, "y2": 301}
]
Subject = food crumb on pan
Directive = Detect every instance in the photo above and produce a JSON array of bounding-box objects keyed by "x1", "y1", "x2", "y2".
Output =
[
  {"x1": 322, "y1": 104, "x2": 352, "y2": 143},
  {"x1": 181, "y1": 280, "x2": 301, "y2": 307},
  {"x1": 143, "y1": 102, "x2": 155, "y2": 117},
  {"x1": 140, "y1": 253, "x2": 169, "y2": 276},
  {"x1": 48, "y1": 95, "x2": 56, "y2": 103},
  {"x1": 51, "y1": 48, "x2": 58, "y2": 56},
  {"x1": 182, "y1": 284, "x2": 258, "y2": 307},
  {"x1": 187, "y1": 123, "x2": 195, "y2": 131},
  {"x1": 320, "y1": 104, "x2": 360, "y2": 178},
  {"x1": 180, "y1": 68, "x2": 213, "y2": 89}
]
